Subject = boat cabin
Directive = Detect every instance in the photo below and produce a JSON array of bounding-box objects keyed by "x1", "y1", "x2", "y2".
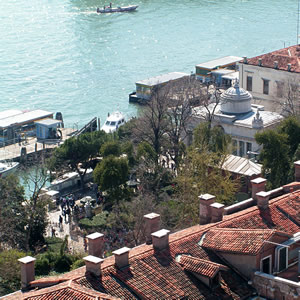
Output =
[
  {"x1": 195, "y1": 56, "x2": 242, "y2": 83},
  {"x1": 129, "y1": 72, "x2": 189, "y2": 103},
  {"x1": 101, "y1": 112, "x2": 126, "y2": 133}
]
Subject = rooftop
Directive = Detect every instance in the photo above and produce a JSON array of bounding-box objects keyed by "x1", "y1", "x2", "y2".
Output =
[
  {"x1": 242, "y1": 44, "x2": 300, "y2": 73},
  {"x1": 135, "y1": 72, "x2": 189, "y2": 87},
  {"x1": 196, "y1": 56, "x2": 243, "y2": 70}
]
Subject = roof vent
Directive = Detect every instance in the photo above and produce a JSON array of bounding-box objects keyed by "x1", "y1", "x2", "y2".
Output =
[
  {"x1": 151, "y1": 229, "x2": 170, "y2": 250},
  {"x1": 83, "y1": 255, "x2": 103, "y2": 277},
  {"x1": 274, "y1": 61, "x2": 278, "y2": 69},
  {"x1": 288, "y1": 63, "x2": 292, "y2": 71},
  {"x1": 113, "y1": 247, "x2": 131, "y2": 269},
  {"x1": 258, "y1": 58, "x2": 262, "y2": 66},
  {"x1": 18, "y1": 256, "x2": 36, "y2": 290}
]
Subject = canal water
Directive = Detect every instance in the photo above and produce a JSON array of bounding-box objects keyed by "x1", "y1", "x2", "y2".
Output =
[{"x1": 0, "y1": 0, "x2": 298, "y2": 127}]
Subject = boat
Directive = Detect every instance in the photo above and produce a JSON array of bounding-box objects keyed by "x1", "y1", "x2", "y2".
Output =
[
  {"x1": 96, "y1": 5, "x2": 138, "y2": 14},
  {"x1": 0, "y1": 161, "x2": 19, "y2": 178},
  {"x1": 101, "y1": 112, "x2": 126, "y2": 133}
]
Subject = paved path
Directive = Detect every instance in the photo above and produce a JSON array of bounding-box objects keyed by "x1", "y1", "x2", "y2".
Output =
[{"x1": 47, "y1": 208, "x2": 86, "y2": 254}]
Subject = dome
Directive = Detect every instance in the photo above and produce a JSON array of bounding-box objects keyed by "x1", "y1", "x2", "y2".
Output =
[{"x1": 220, "y1": 81, "x2": 252, "y2": 114}]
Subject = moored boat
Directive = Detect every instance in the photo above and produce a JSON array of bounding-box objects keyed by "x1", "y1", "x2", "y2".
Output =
[
  {"x1": 0, "y1": 161, "x2": 19, "y2": 178},
  {"x1": 97, "y1": 5, "x2": 138, "y2": 13},
  {"x1": 101, "y1": 111, "x2": 126, "y2": 133}
]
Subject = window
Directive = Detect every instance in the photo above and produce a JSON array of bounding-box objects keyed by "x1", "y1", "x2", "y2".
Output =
[
  {"x1": 239, "y1": 141, "x2": 245, "y2": 157},
  {"x1": 232, "y1": 140, "x2": 237, "y2": 155},
  {"x1": 276, "y1": 81, "x2": 284, "y2": 98},
  {"x1": 278, "y1": 247, "x2": 287, "y2": 272},
  {"x1": 263, "y1": 79, "x2": 269, "y2": 95},
  {"x1": 247, "y1": 76, "x2": 252, "y2": 91},
  {"x1": 246, "y1": 142, "x2": 252, "y2": 155},
  {"x1": 261, "y1": 255, "x2": 272, "y2": 274}
]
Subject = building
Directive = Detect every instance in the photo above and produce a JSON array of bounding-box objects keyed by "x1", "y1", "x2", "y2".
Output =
[
  {"x1": 6, "y1": 163, "x2": 300, "y2": 300},
  {"x1": 189, "y1": 82, "x2": 283, "y2": 156},
  {"x1": 0, "y1": 109, "x2": 53, "y2": 146},
  {"x1": 195, "y1": 56, "x2": 242, "y2": 83},
  {"x1": 35, "y1": 119, "x2": 62, "y2": 140},
  {"x1": 238, "y1": 45, "x2": 300, "y2": 112},
  {"x1": 129, "y1": 72, "x2": 189, "y2": 103}
]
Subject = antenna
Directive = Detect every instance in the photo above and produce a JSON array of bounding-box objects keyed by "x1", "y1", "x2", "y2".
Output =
[{"x1": 297, "y1": 0, "x2": 300, "y2": 44}]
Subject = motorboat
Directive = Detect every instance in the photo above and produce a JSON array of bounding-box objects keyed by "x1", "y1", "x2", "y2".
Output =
[
  {"x1": 97, "y1": 5, "x2": 138, "y2": 13},
  {"x1": 0, "y1": 161, "x2": 19, "y2": 178},
  {"x1": 101, "y1": 112, "x2": 126, "y2": 133}
]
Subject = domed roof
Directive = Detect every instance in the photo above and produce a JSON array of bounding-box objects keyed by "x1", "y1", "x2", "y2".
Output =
[{"x1": 220, "y1": 81, "x2": 252, "y2": 114}]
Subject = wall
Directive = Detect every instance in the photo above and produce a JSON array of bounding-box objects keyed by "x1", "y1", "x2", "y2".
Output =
[
  {"x1": 238, "y1": 62, "x2": 300, "y2": 112},
  {"x1": 253, "y1": 271, "x2": 300, "y2": 300}
]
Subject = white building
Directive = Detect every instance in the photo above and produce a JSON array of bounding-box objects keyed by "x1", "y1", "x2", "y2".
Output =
[
  {"x1": 189, "y1": 82, "x2": 283, "y2": 157},
  {"x1": 238, "y1": 45, "x2": 300, "y2": 112}
]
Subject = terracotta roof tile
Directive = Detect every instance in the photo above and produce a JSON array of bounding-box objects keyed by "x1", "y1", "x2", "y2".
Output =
[
  {"x1": 179, "y1": 255, "x2": 228, "y2": 278},
  {"x1": 243, "y1": 45, "x2": 300, "y2": 73},
  {"x1": 201, "y1": 228, "x2": 276, "y2": 255}
]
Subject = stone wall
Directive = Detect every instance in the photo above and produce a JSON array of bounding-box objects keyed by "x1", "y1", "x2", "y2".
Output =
[{"x1": 253, "y1": 271, "x2": 300, "y2": 300}]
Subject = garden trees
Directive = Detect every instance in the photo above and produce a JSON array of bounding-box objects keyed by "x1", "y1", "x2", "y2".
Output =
[
  {"x1": 50, "y1": 130, "x2": 107, "y2": 188},
  {"x1": 255, "y1": 116, "x2": 300, "y2": 188}
]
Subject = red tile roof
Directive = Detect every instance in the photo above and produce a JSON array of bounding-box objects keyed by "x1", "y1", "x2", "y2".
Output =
[
  {"x1": 179, "y1": 255, "x2": 228, "y2": 278},
  {"x1": 243, "y1": 45, "x2": 300, "y2": 73},
  {"x1": 200, "y1": 228, "x2": 277, "y2": 255}
]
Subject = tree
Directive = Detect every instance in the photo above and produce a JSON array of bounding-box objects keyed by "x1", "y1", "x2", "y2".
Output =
[
  {"x1": 175, "y1": 148, "x2": 239, "y2": 227},
  {"x1": 93, "y1": 156, "x2": 129, "y2": 206},
  {"x1": 100, "y1": 140, "x2": 121, "y2": 157},
  {"x1": 0, "y1": 175, "x2": 27, "y2": 250},
  {"x1": 50, "y1": 131, "x2": 107, "y2": 188},
  {"x1": 255, "y1": 116, "x2": 300, "y2": 188},
  {"x1": 280, "y1": 78, "x2": 300, "y2": 117}
]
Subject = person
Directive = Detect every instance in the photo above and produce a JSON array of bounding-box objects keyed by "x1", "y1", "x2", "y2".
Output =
[
  {"x1": 110, "y1": 2, "x2": 112, "y2": 8},
  {"x1": 51, "y1": 227, "x2": 56, "y2": 237},
  {"x1": 59, "y1": 215, "x2": 63, "y2": 228},
  {"x1": 84, "y1": 237, "x2": 88, "y2": 252}
]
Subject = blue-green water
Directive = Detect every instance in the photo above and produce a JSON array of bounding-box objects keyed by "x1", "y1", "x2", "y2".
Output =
[{"x1": 0, "y1": 0, "x2": 298, "y2": 127}]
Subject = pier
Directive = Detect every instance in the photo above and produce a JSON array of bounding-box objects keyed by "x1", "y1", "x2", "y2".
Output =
[{"x1": 0, "y1": 127, "x2": 75, "y2": 162}]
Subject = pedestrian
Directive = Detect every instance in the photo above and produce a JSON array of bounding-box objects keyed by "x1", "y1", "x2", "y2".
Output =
[
  {"x1": 59, "y1": 215, "x2": 63, "y2": 228},
  {"x1": 63, "y1": 209, "x2": 67, "y2": 223},
  {"x1": 84, "y1": 237, "x2": 88, "y2": 252},
  {"x1": 51, "y1": 227, "x2": 56, "y2": 237}
]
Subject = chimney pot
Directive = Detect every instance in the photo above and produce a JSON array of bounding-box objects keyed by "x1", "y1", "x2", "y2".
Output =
[
  {"x1": 256, "y1": 191, "x2": 270, "y2": 209},
  {"x1": 294, "y1": 161, "x2": 300, "y2": 181},
  {"x1": 288, "y1": 63, "x2": 292, "y2": 71},
  {"x1": 144, "y1": 213, "x2": 160, "y2": 244},
  {"x1": 251, "y1": 177, "x2": 267, "y2": 201},
  {"x1": 83, "y1": 255, "x2": 103, "y2": 277},
  {"x1": 86, "y1": 232, "x2": 104, "y2": 258},
  {"x1": 113, "y1": 247, "x2": 131, "y2": 269},
  {"x1": 243, "y1": 56, "x2": 248, "y2": 64},
  {"x1": 151, "y1": 229, "x2": 170, "y2": 250},
  {"x1": 18, "y1": 256, "x2": 36, "y2": 290},
  {"x1": 258, "y1": 58, "x2": 262, "y2": 66},
  {"x1": 274, "y1": 61, "x2": 278, "y2": 69},
  {"x1": 199, "y1": 193, "x2": 215, "y2": 225},
  {"x1": 210, "y1": 202, "x2": 225, "y2": 223}
]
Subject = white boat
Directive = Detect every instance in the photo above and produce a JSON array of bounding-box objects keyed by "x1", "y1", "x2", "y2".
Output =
[
  {"x1": 0, "y1": 161, "x2": 19, "y2": 178},
  {"x1": 101, "y1": 112, "x2": 126, "y2": 133},
  {"x1": 97, "y1": 5, "x2": 138, "y2": 13}
]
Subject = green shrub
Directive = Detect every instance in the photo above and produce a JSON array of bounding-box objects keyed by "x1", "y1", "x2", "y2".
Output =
[
  {"x1": 71, "y1": 259, "x2": 85, "y2": 270},
  {"x1": 35, "y1": 257, "x2": 51, "y2": 276},
  {"x1": 78, "y1": 211, "x2": 108, "y2": 231},
  {"x1": 54, "y1": 254, "x2": 73, "y2": 273}
]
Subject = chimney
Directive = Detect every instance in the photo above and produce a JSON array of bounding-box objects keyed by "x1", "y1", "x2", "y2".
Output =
[
  {"x1": 256, "y1": 191, "x2": 270, "y2": 209},
  {"x1": 294, "y1": 161, "x2": 300, "y2": 181},
  {"x1": 144, "y1": 213, "x2": 160, "y2": 244},
  {"x1": 243, "y1": 56, "x2": 248, "y2": 64},
  {"x1": 288, "y1": 63, "x2": 292, "y2": 71},
  {"x1": 199, "y1": 194, "x2": 215, "y2": 225},
  {"x1": 251, "y1": 177, "x2": 267, "y2": 201},
  {"x1": 113, "y1": 247, "x2": 131, "y2": 269},
  {"x1": 258, "y1": 58, "x2": 262, "y2": 66},
  {"x1": 274, "y1": 61, "x2": 278, "y2": 69},
  {"x1": 18, "y1": 256, "x2": 36, "y2": 290},
  {"x1": 210, "y1": 202, "x2": 225, "y2": 223},
  {"x1": 83, "y1": 255, "x2": 103, "y2": 277},
  {"x1": 87, "y1": 232, "x2": 104, "y2": 258},
  {"x1": 151, "y1": 229, "x2": 170, "y2": 250}
]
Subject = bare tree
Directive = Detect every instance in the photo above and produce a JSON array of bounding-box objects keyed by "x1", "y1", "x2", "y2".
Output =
[{"x1": 280, "y1": 78, "x2": 300, "y2": 117}]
